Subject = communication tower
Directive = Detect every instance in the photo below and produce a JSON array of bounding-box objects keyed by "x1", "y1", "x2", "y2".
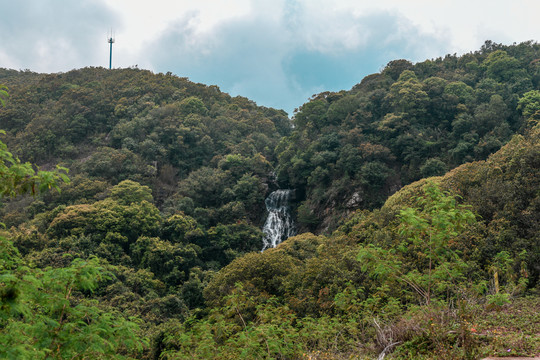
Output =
[{"x1": 108, "y1": 30, "x2": 115, "y2": 69}]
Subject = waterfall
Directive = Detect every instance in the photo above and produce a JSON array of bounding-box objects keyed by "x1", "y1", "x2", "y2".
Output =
[{"x1": 262, "y1": 189, "x2": 296, "y2": 251}]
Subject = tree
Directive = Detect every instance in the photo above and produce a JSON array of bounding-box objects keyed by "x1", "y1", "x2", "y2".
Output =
[
  {"x1": 0, "y1": 84, "x2": 8, "y2": 107},
  {"x1": 358, "y1": 182, "x2": 476, "y2": 305},
  {"x1": 0, "y1": 84, "x2": 69, "y2": 199},
  {"x1": 385, "y1": 70, "x2": 429, "y2": 119},
  {"x1": 0, "y1": 251, "x2": 145, "y2": 359},
  {"x1": 0, "y1": 131, "x2": 69, "y2": 199},
  {"x1": 1, "y1": 221, "x2": 140, "y2": 357},
  {"x1": 518, "y1": 90, "x2": 540, "y2": 125},
  {"x1": 382, "y1": 59, "x2": 414, "y2": 80},
  {"x1": 179, "y1": 96, "x2": 207, "y2": 116},
  {"x1": 420, "y1": 158, "x2": 447, "y2": 178},
  {"x1": 109, "y1": 179, "x2": 153, "y2": 205},
  {"x1": 293, "y1": 99, "x2": 328, "y2": 130},
  {"x1": 0, "y1": 86, "x2": 145, "y2": 358},
  {"x1": 483, "y1": 50, "x2": 525, "y2": 83}
]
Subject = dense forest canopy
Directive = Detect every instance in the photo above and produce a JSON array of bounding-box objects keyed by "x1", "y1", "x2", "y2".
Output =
[
  {"x1": 1, "y1": 40, "x2": 539, "y2": 359},
  {"x1": 277, "y1": 40, "x2": 540, "y2": 232}
]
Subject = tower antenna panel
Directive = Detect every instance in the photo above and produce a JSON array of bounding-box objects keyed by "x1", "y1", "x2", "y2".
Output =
[{"x1": 107, "y1": 29, "x2": 115, "y2": 69}]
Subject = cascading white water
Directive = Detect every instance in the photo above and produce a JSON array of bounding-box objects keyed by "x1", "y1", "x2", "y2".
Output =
[{"x1": 262, "y1": 189, "x2": 296, "y2": 251}]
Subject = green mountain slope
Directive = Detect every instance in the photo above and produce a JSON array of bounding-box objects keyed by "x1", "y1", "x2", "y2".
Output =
[
  {"x1": 0, "y1": 66, "x2": 289, "y2": 211},
  {"x1": 182, "y1": 122, "x2": 539, "y2": 360},
  {"x1": 0, "y1": 68, "x2": 293, "y2": 343},
  {"x1": 0, "y1": 41, "x2": 539, "y2": 359},
  {"x1": 276, "y1": 40, "x2": 540, "y2": 232}
]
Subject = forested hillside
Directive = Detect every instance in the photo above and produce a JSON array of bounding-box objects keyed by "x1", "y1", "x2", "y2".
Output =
[
  {"x1": 0, "y1": 66, "x2": 292, "y2": 275},
  {"x1": 165, "y1": 121, "x2": 539, "y2": 359},
  {"x1": 1, "y1": 41, "x2": 539, "y2": 359},
  {"x1": 277, "y1": 40, "x2": 540, "y2": 232}
]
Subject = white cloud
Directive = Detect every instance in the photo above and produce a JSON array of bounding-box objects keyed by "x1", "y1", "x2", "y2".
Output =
[
  {"x1": 0, "y1": 0, "x2": 118, "y2": 72},
  {"x1": 1, "y1": 0, "x2": 539, "y2": 112},
  {"x1": 101, "y1": 0, "x2": 254, "y2": 66},
  {"x1": 146, "y1": 2, "x2": 446, "y2": 113}
]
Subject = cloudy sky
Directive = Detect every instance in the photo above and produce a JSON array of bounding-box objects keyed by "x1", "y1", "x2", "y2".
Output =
[{"x1": 1, "y1": 0, "x2": 539, "y2": 114}]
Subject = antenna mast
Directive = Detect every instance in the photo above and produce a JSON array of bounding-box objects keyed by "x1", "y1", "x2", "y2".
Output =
[{"x1": 108, "y1": 30, "x2": 115, "y2": 69}]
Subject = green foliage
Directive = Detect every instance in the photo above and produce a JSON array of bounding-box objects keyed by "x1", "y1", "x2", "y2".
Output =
[
  {"x1": 484, "y1": 50, "x2": 525, "y2": 82},
  {"x1": 162, "y1": 213, "x2": 200, "y2": 243},
  {"x1": 0, "y1": 242, "x2": 145, "y2": 359},
  {"x1": 232, "y1": 174, "x2": 265, "y2": 210},
  {"x1": 293, "y1": 99, "x2": 328, "y2": 130},
  {"x1": 47, "y1": 197, "x2": 162, "y2": 244},
  {"x1": 160, "y1": 284, "x2": 364, "y2": 360},
  {"x1": 2, "y1": 42, "x2": 540, "y2": 359},
  {"x1": 486, "y1": 292, "x2": 511, "y2": 307},
  {"x1": 109, "y1": 179, "x2": 153, "y2": 205},
  {"x1": 382, "y1": 59, "x2": 414, "y2": 80},
  {"x1": 0, "y1": 84, "x2": 8, "y2": 107},
  {"x1": 131, "y1": 236, "x2": 201, "y2": 286},
  {"x1": 0, "y1": 67, "x2": 288, "y2": 230},
  {"x1": 396, "y1": 182, "x2": 476, "y2": 303},
  {"x1": 178, "y1": 96, "x2": 207, "y2": 116},
  {"x1": 0, "y1": 131, "x2": 69, "y2": 199},
  {"x1": 296, "y1": 202, "x2": 320, "y2": 230},
  {"x1": 386, "y1": 70, "x2": 429, "y2": 117},
  {"x1": 420, "y1": 158, "x2": 447, "y2": 177},
  {"x1": 518, "y1": 89, "x2": 540, "y2": 125},
  {"x1": 275, "y1": 41, "x2": 539, "y2": 231},
  {"x1": 0, "y1": 117, "x2": 144, "y2": 358},
  {"x1": 81, "y1": 147, "x2": 150, "y2": 184}
]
